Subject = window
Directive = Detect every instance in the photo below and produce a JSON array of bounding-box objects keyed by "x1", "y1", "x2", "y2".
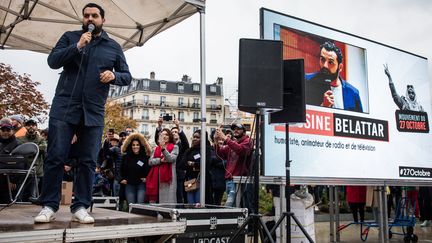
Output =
[
  {"x1": 178, "y1": 111, "x2": 184, "y2": 122},
  {"x1": 160, "y1": 96, "x2": 166, "y2": 106},
  {"x1": 143, "y1": 80, "x2": 150, "y2": 90},
  {"x1": 178, "y1": 83, "x2": 184, "y2": 93},
  {"x1": 143, "y1": 95, "x2": 149, "y2": 105},
  {"x1": 193, "y1": 127, "x2": 199, "y2": 132},
  {"x1": 160, "y1": 82, "x2": 167, "y2": 92},
  {"x1": 210, "y1": 99, "x2": 216, "y2": 109},
  {"x1": 210, "y1": 113, "x2": 217, "y2": 123},
  {"x1": 130, "y1": 109, "x2": 134, "y2": 119},
  {"x1": 193, "y1": 98, "x2": 199, "y2": 108},
  {"x1": 193, "y1": 112, "x2": 199, "y2": 120},
  {"x1": 193, "y1": 84, "x2": 200, "y2": 92},
  {"x1": 131, "y1": 79, "x2": 138, "y2": 90},
  {"x1": 178, "y1": 97, "x2": 184, "y2": 107},
  {"x1": 141, "y1": 124, "x2": 148, "y2": 133},
  {"x1": 210, "y1": 85, "x2": 217, "y2": 93},
  {"x1": 142, "y1": 109, "x2": 149, "y2": 120}
]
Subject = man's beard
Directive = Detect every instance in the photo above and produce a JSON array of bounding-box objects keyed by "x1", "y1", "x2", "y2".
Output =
[
  {"x1": 318, "y1": 66, "x2": 339, "y2": 83},
  {"x1": 82, "y1": 23, "x2": 103, "y2": 35},
  {"x1": 234, "y1": 133, "x2": 243, "y2": 139},
  {"x1": 27, "y1": 128, "x2": 36, "y2": 135}
]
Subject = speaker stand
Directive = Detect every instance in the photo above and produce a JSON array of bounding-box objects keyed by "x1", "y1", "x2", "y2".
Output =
[
  {"x1": 229, "y1": 113, "x2": 275, "y2": 243},
  {"x1": 265, "y1": 123, "x2": 314, "y2": 243}
]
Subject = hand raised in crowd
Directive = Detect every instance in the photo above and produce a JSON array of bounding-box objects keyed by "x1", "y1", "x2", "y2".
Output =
[
  {"x1": 157, "y1": 117, "x2": 163, "y2": 128},
  {"x1": 321, "y1": 90, "x2": 334, "y2": 107},
  {"x1": 100, "y1": 70, "x2": 115, "y2": 83},
  {"x1": 120, "y1": 179, "x2": 127, "y2": 185},
  {"x1": 215, "y1": 127, "x2": 227, "y2": 142},
  {"x1": 173, "y1": 117, "x2": 179, "y2": 128}
]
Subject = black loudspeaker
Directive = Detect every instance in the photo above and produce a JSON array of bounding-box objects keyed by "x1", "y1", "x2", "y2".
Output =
[
  {"x1": 238, "y1": 39, "x2": 283, "y2": 114},
  {"x1": 269, "y1": 59, "x2": 306, "y2": 123}
]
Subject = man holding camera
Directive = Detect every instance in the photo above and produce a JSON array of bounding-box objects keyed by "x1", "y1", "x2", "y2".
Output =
[{"x1": 215, "y1": 123, "x2": 253, "y2": 210}]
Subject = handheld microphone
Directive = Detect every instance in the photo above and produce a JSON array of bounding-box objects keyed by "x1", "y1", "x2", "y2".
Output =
[{"x1": 88, "y1": 24, "x2": 95, "y2": 33}]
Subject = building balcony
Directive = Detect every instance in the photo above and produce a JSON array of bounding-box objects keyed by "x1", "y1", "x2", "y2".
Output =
[
  {"x1": 207, "y1": 104, "x2": 222, "y2": 110},
  {"x1": 210, "y1": 119, "x2": 218, "y2": 124},
  {"x1": 120, "y1": 99, "x2": 224, "y2": 110}
]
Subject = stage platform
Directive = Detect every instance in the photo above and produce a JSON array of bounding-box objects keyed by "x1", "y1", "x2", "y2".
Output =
[{"x1": 0, "y1": 204, "x2": 186, "y2": 243}]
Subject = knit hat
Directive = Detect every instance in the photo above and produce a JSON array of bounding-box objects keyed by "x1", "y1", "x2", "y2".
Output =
[{"x1": 9, "y1": 115, "x2": 24, "y2": 124}]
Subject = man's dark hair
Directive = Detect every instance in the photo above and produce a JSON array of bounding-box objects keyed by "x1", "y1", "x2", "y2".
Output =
[
  {"x1": 320, "y1": 41, "x2": 343, "y2": 64},
  {"x1": 171, "y1": 126, "x2": 179, "y2": 132},
  {"x1": 82, "y1": 3, "x2": 105, "y2": 18}
]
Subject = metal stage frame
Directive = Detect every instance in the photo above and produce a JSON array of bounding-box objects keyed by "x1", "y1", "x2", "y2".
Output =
[
  {"x1": 0, "y1": 205, "x2": 185, "y2": 243},
  {"x1": 233, "y1": 176, "x2": 432, "y2": 243}
]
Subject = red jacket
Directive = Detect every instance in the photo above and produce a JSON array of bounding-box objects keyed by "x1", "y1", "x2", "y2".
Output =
[
  {"x1": 346, "y1": 186, "x2": 367, "y2": 203},
  {"x1": 216, "y1": 135, "x2": 252, "y2": 179}
]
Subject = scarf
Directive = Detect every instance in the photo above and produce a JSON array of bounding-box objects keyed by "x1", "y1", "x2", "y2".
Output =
[{"x1": 145, "y1": 143, "x2": 174, "y2": 202}]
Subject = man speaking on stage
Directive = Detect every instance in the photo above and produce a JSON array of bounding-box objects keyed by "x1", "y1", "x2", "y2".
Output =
[{"x1": 35, "y1": 3, "x2": 132, "y2": 223}]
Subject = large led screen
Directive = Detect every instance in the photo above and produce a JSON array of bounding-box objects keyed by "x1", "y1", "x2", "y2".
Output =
[{"x1": 262, "y1": 8, "x2": 432, "y2": 181}]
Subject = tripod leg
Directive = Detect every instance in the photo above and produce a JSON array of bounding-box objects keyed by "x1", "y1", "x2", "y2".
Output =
[
  {"x1": 264, "y1": 213, "x2": 288, "y2": 243},
  {"x1": 257, "y1": 217, "x2": 275, "y2": 243},
  {"x1": 291, "y1": 214, "x2": 315, "y2": 243},
  {"x1": 229, "y1": 215, "x2": 251, "y2": 242}
]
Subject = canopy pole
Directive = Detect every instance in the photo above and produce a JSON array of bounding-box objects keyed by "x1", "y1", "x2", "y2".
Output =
[{"x1": 198, "y1": 5, "x2": 207, "y2": 207}]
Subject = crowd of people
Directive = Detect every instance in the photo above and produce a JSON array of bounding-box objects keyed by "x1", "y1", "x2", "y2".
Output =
[
  {"x1": 95, "y1": 117, "x2": 253, "y2": 211},
  {"x1": 0, "y1": 115, "x2": 47, "y2": 203}
]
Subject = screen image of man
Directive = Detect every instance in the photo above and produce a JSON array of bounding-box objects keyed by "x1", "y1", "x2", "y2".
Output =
[
  {"x1": 34, "y1": 3, "x2": 131, "y2": 224},
  {"x1": 305, "y1": 41, "x2": 363, "y2": 112}
]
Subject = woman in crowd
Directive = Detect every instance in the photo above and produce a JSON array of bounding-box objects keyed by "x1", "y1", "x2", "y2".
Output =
[
  {"x1": 346, "y1": 186, "x2": 367, "y2": 222},
  {"x1": 120, "y1": 133, "x2": 152, "y2": 204},
  {"x1": 147, "y1": 128, "x2": 178, "y2": 203},
  {"x1": 209, "y1": 130, "x2": 226, "y2": 205},
  {"x1": 181, "y1": 130, "x2": 213, "y2": 204}
]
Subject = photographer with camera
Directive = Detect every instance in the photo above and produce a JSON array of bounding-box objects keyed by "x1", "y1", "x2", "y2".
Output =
[{"x1": 154, "y1": 116, "x2": 190, "y2": 203}]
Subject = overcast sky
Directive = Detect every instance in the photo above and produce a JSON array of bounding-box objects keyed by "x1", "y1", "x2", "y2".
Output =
[{"x1": 1, "y1": 0, "x2": 432, "y2": 107}]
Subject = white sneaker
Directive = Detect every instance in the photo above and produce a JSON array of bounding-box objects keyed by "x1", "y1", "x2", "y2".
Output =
[
  {"x1": 421, "y1": 220, "x2": 430, "y2": 227},
  {"x1": 72, "y1": 208, "x2": 94, "y2": 224},
  {"x1": 34, "y1": 206, "x2": 55, "y2": 223}
]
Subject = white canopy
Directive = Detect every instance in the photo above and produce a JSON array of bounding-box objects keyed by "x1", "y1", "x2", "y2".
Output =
[{"x1": 0, "y1": 0, "x2": 202, "y2": 53}]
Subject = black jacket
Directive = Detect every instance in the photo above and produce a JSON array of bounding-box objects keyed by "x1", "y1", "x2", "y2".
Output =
[
  {"x1": 181, "y1": 145, "x2": 213, "y2": 204},
  {"x1": 0, "y1": 136, "x2": 20, "y2": 154},
  {"x1": 120, "y1": 153, "x2": 150, "y2": 185}
]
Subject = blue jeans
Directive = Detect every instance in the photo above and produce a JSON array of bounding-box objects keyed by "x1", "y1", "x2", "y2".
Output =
[
  {"x1": 225, "y1": 180, "x2": 236, "y2": 207},
  {"x1": 187, "y1": 189, "x2": 200, "y2": 204},
  {"x1": 125, "y1": 183, "x2": 145, "y2": 204},
  {"x1": 40, "y1": 117, "x2": 103, "y2": 212},
  {"x1": 113, "y1": 180, "x2": 120, "y2": 197}
]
